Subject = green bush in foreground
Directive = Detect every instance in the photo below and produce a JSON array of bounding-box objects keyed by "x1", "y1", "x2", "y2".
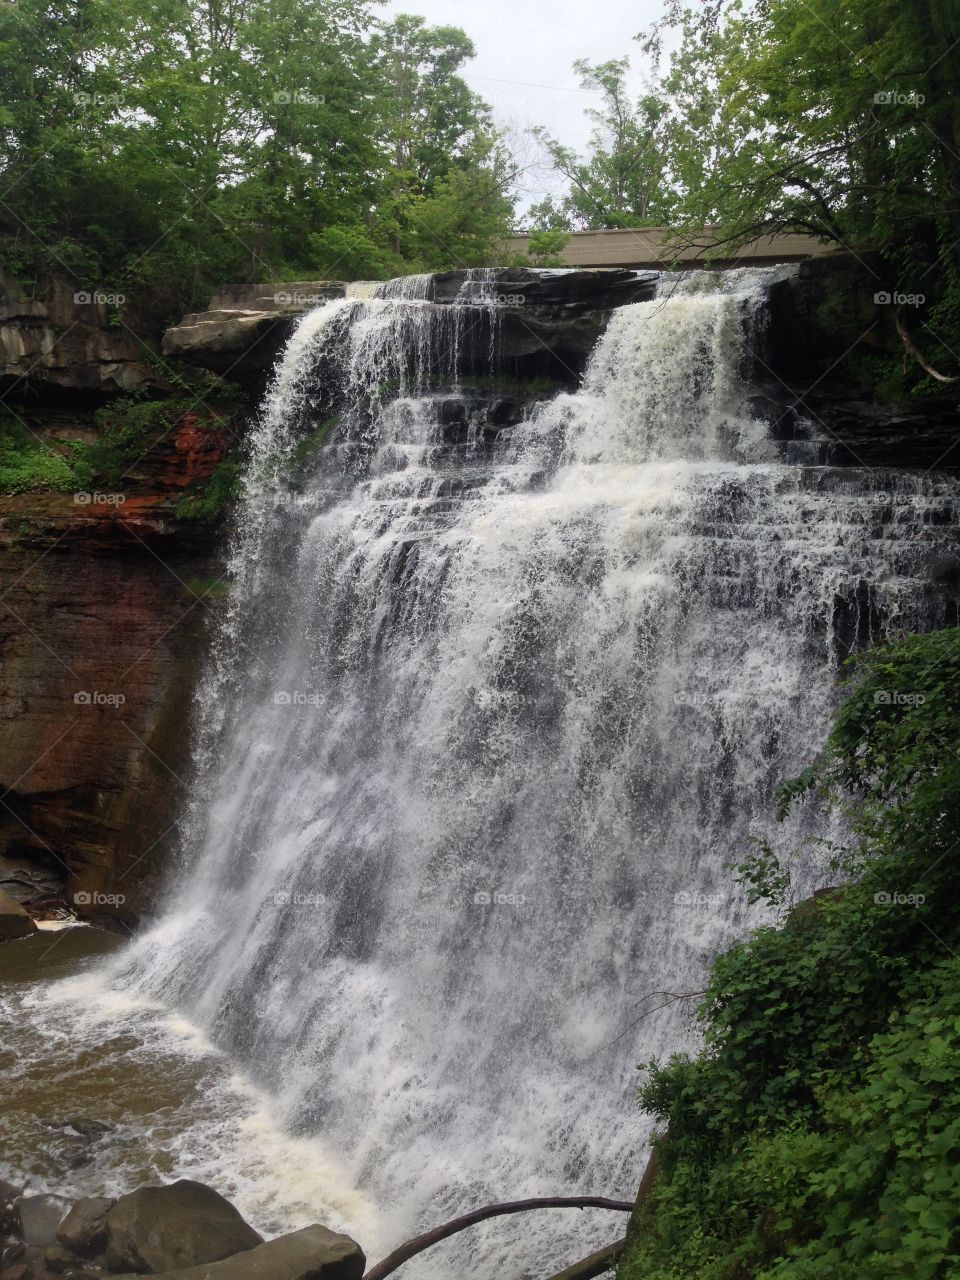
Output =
[{"x1": 621, "y1": 628, "x2": 960, "y2": 1280}]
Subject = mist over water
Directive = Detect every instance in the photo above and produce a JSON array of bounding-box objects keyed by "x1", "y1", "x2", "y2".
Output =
[{"x1": 16, "y1": 269, "x2": 955, "y2": 1278}]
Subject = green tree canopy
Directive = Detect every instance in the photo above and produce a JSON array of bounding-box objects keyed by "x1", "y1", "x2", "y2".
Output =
[
  {"x1": 639, "y1": 0, "x2": 960, "y2": 385},
  {"x1": 0, "y1": 1, "x2": 518, "y2": 316},
  {"x1": 530, "y1": 58, "x2": 674, "y2": 230}
]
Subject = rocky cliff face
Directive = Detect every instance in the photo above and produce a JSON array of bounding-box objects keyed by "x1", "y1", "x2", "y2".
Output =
[
  {"x1": 164, "y1": 269, "x2": 662, "y2": 389},
  {"x1": 1, "y1": 258, "x2": 957, "y2": 927},
  {"x1": 0, "y1": 394, "x2": 231, "y2": 925},
  {"x1": 0, "y1": 271, "x2": 170, "y2": 399},
  {"x1": 0, "y1": 528, "x2": 217, "y2": 925}
]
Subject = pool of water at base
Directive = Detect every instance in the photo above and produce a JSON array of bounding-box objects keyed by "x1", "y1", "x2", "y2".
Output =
[{"x1": 0, "y1": 929, "x2": 382, "y2": 1251}]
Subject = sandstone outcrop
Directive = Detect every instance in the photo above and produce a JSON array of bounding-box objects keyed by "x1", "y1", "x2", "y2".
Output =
[
  {"x1": 0, "y1": 889, "x2": 36, "y2": 940},
  {"x1": 0, "y1": 403, "x2": 231, "y2": 924},
  {"x1": 162, "y1": 282, "x2": 346, "y2": 383},
  {"x1": 0, "y1": 272, "x2": 169, "y2": 399}
]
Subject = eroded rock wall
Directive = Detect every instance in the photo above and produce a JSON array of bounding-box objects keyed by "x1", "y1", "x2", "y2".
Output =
[{"x1": 0, "y1": 408, "x2": 229, "y2": 925}]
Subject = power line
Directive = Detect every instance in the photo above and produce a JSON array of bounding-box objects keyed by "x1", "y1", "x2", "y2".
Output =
[{"x1": 466, "y1": 73, "x2": 604, "y2": 95}]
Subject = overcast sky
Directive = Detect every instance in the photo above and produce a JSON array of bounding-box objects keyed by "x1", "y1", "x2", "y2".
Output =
[{"x1": 382, "y1": 0, "x2": 667, "y2": 213}]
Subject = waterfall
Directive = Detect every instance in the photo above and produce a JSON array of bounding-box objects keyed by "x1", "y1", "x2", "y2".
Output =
[{"x1": 113, "y1": 269, "x2": 958, "y2": 1278}]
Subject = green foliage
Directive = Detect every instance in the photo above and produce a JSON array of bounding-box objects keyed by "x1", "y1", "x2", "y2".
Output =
[
  {"x1": 175, "y1": 459, "x2": 244, "y2": 522},
  {"x1": 86, "y1": 384, "x2": 241, "y2": 487},
  {"x1": 531, "y1": 58, "x2": 674, "y2": 230},
  {"x1": 0, "y1": 1, "x2": 517, "y2": 318},
  {"x1": 406, "y1": 161, "x2": 517, "y2": 270},
  {"x1": 733, "y1": 837, "x2": 792, "y2": 908},
  {"x1": 87, "y1": 397, "x2": 185, "y2": 486},
  {"x1": 0, "y1": 415, "x2": 90, "y2": 493},
  {"x1": 621, "y1": 626, "x2": 960, "y2": 1280},
  {"x1": 308, "y1": 226, "x2": 404, "y2": 282},
  {"x1": 520, "y1": 230, "x2": 571, "y2": 268},
  {"x1": 532, "y1": 4, "x2": 959, "y2": 390},
  {"x1": 0, "y1": 379, "x2": 247, "y2": 497},
  {"x1": 634, "y1": 0, "x2": 960, "y2": 391}
]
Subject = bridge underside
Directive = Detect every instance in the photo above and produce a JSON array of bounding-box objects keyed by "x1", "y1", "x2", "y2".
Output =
[{"x1": 503, "y1": 227, "x2": 836, "y2": 270}]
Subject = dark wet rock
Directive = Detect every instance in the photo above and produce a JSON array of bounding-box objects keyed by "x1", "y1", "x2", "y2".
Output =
[
  {"x1": 1, "y1": 1264, "x2": 31, "y2": 1280},
  {"x1": 0, "y1": 1242, "x2": 25, "y2": 1268},
  {"x1": 56, "y1": 1198, "x2": 114, "y2": 1260},
  {"x1": 42, "y1": 1245, "x2": 84, "y2": 1274},
  {"x1": 0, "y1": 1183, "x2": 22, "y2": 1236},
  {"x1": 430, "y1": 267, "x2": 658, "y2": 309},
  {"x1": 793, "y1": 397, "x2": 960, "y2": 470},
  {"x1": 0, "y1": 860, "x2": 61, "y2": 908},
  {"x1": 498, "y1": 306, "x2": 611, "y2": 369},
  {"x1": 107, "y1": 1225, "x2": 364, "y2": 1280},
  {"x1": 13, "y1": 1198, "x2": 71, "y2": 1248},
  {"x1": 100, "y1": 1181, "x2": 262, "y2": 1273},
  {"x1": 17, "y1": 1246, "x2": 59, "y2": 1280},
  {"x1": 757, "y1": 253, "x2": 960, "y2": 470},
  {"x1": 0, "y1": 890, "x2": 37, "y2": 941},
  {"x1": 62, "y1": 1119, "x2": 113, "y2": 1140}
]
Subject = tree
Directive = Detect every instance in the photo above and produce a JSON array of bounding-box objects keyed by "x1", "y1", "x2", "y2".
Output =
[
  {"x1": 532, "y1": 58, "x2": 674, "y2": 229},
  {"x1": 640, "y1": 0, "x2": 960, "y2": 385},
  {"x1": 368, "y1": 14, "x2": 517, "y2": 264},
  {"x1": 0, "y1": 0, "x2": 517, "y2": 315}
]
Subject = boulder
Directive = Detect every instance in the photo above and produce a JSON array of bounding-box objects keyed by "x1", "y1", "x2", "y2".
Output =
[
  {"x1": 13, "y1": 1196, "x2": 71, "y2": 1247},
  {"x1": 162, "y1": 282, "x2": 345, "y2": 382},
  {"x1": 56, "y1": 1198, "x2": 114, "y2": 1259},
  {"x1": 161, "y1": 311, "x2": 293, "y2": 376},
  {"x1": 42, "y1": 1243, "x2": 84, "y2": 1273},
  {"x1": 0, "y1": 890, "x2": 37, "y2": 941},
  {"x1": 100, "y1": 1181, "x2": 262, "y2": 1273},
  {"x1": 107, "y1": 1225, "x2": 364, "y2": 1280}
]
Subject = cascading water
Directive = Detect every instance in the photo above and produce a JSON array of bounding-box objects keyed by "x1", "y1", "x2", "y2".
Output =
[{"x1": 93, "y1": 268, "x2": 957, "y2": 1277}]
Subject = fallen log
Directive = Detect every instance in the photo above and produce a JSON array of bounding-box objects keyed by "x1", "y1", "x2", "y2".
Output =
[{"x1": 361, "y1": 1197, "x2": 635, "y2": 1280}]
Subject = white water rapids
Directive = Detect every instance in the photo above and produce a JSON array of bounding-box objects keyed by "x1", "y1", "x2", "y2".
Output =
[{"x1": 6, "y1": 269, "x2": 957, "y2": 1278}]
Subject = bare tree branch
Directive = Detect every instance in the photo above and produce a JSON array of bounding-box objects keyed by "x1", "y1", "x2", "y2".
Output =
[
  {"x1": 362, "y1": 1198, "x2": 636, "y2": 1280},
  {"x1": 896, "y1": 308, "x2": 960, "y2": 383}
]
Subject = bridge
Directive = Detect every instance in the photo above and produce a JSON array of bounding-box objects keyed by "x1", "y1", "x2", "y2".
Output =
[{"x1": 502, "y1": 227, "x2": 835, "y2": 269}]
